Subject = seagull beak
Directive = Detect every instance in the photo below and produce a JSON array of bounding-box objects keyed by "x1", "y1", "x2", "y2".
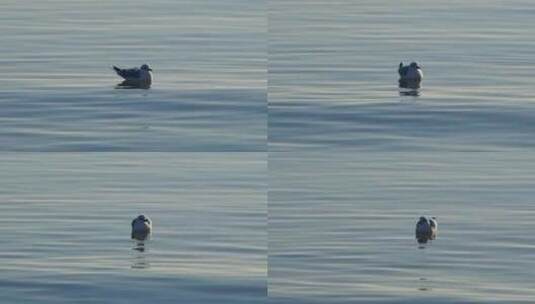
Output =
[{"x1": 148, "y1": 68, "x2": 153, "y2": 71}]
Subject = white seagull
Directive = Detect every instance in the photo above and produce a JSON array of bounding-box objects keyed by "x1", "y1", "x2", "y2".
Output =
[
  {"x1": 113, "y1": 64, "x2": 153, "y2": 88},
  {"x1": 415, "y1": 216, "x2": 437, "y2": 244},
  {"x1": 398, "y1": 62, "x2": 423, "y2": 88},
  {"x1": 131, "y1": 215, "x2": 152, "y2": 240}
]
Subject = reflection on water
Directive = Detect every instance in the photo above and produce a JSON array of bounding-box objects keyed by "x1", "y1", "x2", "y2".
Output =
[
  {"x1": 399, "y1": 82, "x2": 421, "y2": 97},
  {"x1": 417, "y1": 241, "x2": 432, "y2": 249},
  {"x1": 132, "y1": 240, "x2": 150, "y2": 269},
  {"x1": 417, "y1": 277, "x2": 432, "y2": 292},
  {"x1": 416, "y1": 235, "x2": 436, "y2": 245},
  {"x1": 415, "y1": 243, "x2": 433, "y2": 293},
  {"x1": 399, "y1": 88, "x2": 421, "y2": 97},
  {"x1": 115, "y1": 81, "x2": 151, "y2": 90}
]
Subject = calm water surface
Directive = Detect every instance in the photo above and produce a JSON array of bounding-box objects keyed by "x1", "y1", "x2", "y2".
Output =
[
  {"x1": 0, "y1": 0, "x2": 266, "y2": 151},
  {"x1": 269, "y1": 0, "x2": 535, "y2": 151},
  {"x1": 269, "y1": 152, "x2": 535, "y2": 303},
  {"x1": 0, "y1": 153, "x2": 266, "y2": 303}
]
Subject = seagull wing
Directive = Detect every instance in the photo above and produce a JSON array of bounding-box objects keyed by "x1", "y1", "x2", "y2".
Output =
[
  {"x1": 398, "y1": 65, "x2": 409, "y2": 76},
  {"x1": 113, "y1": 66, "x2": 141, "y2": 79}
]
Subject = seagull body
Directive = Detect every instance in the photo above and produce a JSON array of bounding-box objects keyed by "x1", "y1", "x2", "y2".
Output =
[
  {"x1": 132, "y1": 215, "x2": 152, "y2": 240},
  {"x1": 399, "y1": 62, "x2": 423, "y2": 82},
  {"x1": 429, "y1": 217, "x2": 438, "y2": 232},
  {"x1": 113, "y1": 64, "x2": 153, "y2": 88},
  {"x1": 415, "y1": 216, "x2": 437, "y2": 243}
]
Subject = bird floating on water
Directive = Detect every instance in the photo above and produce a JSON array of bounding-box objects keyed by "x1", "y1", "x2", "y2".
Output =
[
  {"x1": 415, "y1": 216, "x2": 437, "y2": 244},
  {"x1": 398, "y1": 61, "x2": 423, "y2": 89},
  {"x1": 113, "y1": 64, "x2": 153, "y2": 89},
  {"x1": 131, "y1": 215, "x2": 152, "y2": 240}
]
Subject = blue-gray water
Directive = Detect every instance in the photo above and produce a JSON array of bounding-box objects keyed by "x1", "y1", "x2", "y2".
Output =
[
  {"x1": 3, "y1": 0, "x2": 535, "y2": 303},
  {"x1": 269, "y1": 153, "x2": 535, "y2": 303},
  {"x1": 0, "y1": 153, "x2": 266, "y2": 303},
  {"x1": 0, "y1": 0, "x2": 266, "y2": 151},
  {"x1": 269, "y1": 0, "x2": 535, "y2": 151}
]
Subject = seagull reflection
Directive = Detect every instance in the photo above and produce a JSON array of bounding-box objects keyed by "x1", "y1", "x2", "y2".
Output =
[
  {"x1": 417, "y1": 277, "x2": 432, "y2": 292},
  {"x1": 133, "y1": 239, "x2": 147, "y2": 252},
  {"x1": 399, "y1": 81, "x2": 421, "y2": 97},
  {"x1": 115, "y1": 80, "x2": 151, "y2": 90},
  {"x1": 131, "y1": 239, "x2": 150, "y2": 269}
]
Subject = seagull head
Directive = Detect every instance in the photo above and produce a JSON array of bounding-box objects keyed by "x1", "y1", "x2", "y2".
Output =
[
  {"x1": 139, "y1": 215, "x2": 150, "y2": 223},
  {"x1": 409, "y1": 62, "x2": 421, "y2": 69},
  {"x1": 418, "y1": 216, "x2": 427, "y2": 223},
  {"x1": 133, "y1": 214, "x2": 151, "y2": 225},
  {"x1": 141, "y1": 64, "x2": 153, "y2": 72}
]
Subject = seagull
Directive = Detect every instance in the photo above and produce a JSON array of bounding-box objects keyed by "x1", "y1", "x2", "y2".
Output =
[
  {"x1": 131, "y1": 215, "x2": 152, "y2": 240},
  {"x1": 113, "y1": 64, "x2": 153, "y2": 88},
  {"x1": 415, "y1": 216, "x2": 437, "y2": 244},
  {"x1": 398, "y1": 62, "x2": 423, "y2": 88}
]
